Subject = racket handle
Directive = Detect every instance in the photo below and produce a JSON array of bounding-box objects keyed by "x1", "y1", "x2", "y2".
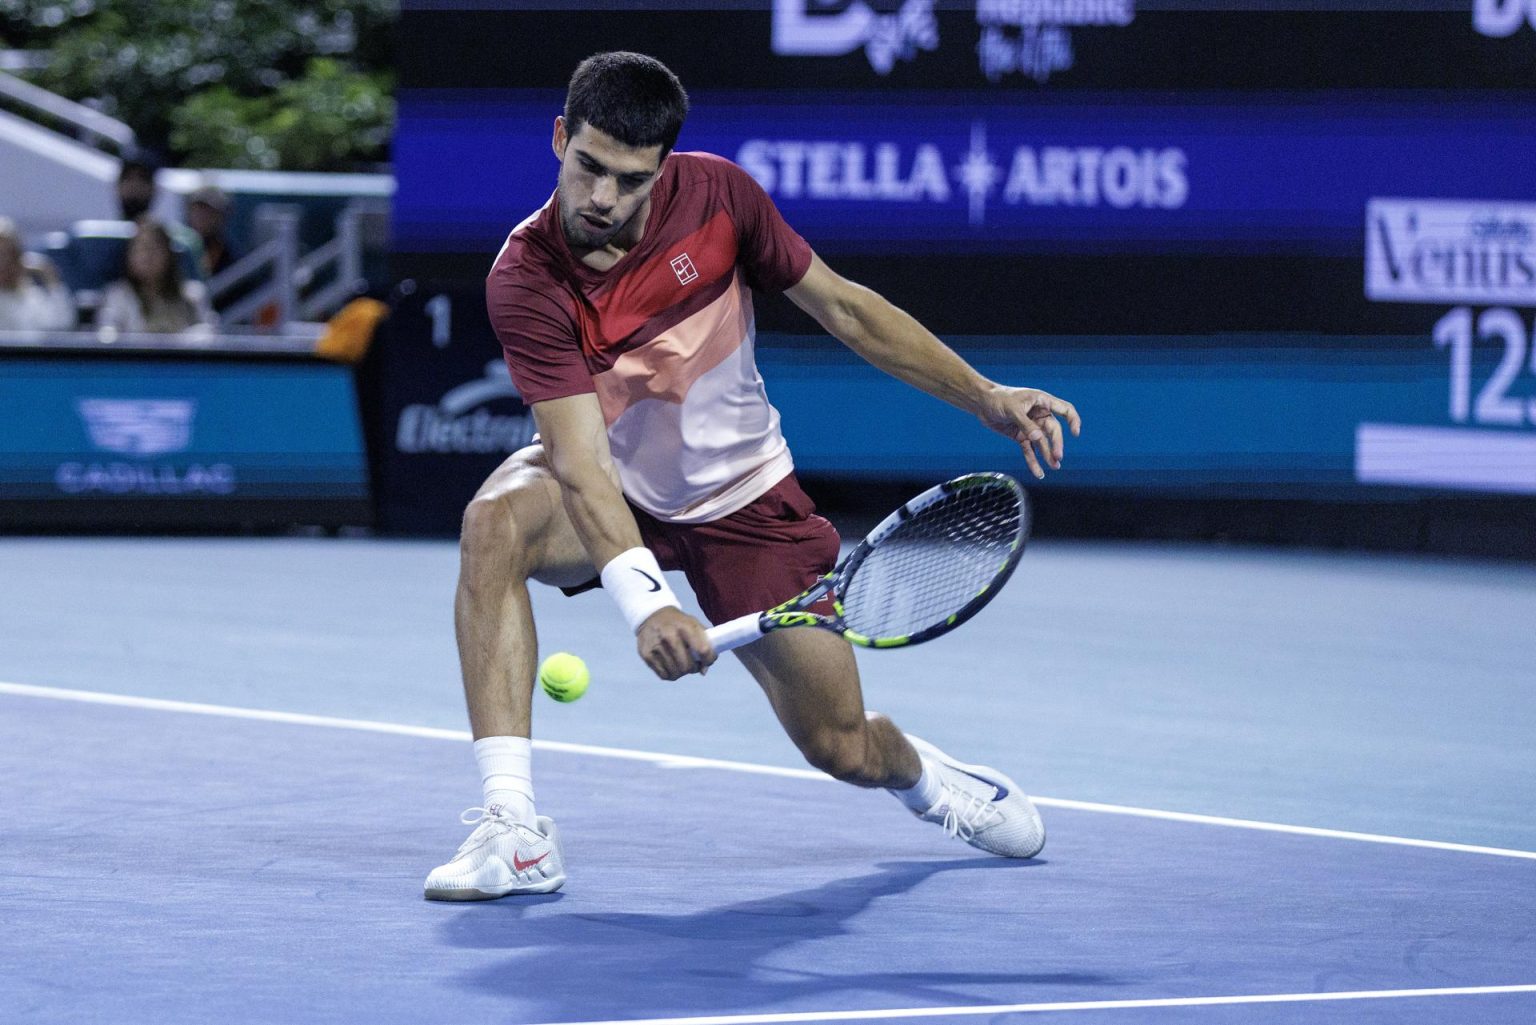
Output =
[{"x1": 705, "y1": 612, "x2": 766, "y2": 654}]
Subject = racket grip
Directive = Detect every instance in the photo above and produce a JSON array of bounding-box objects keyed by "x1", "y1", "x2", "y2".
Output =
[{"x1": 705, "y1": 613, "x2": 766, "y2": 653}]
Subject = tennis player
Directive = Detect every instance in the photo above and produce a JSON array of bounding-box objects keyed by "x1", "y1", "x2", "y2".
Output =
[{"x1": 425, "y1": 52, "x2": 1081, "y2": 900}]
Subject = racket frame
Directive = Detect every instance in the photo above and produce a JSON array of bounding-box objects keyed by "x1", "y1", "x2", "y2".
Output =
[{"x1": 704, "y1": 472, "x2": 1028, "y2": 654}]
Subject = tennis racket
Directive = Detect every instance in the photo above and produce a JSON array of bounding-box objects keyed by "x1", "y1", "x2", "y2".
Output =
[{"x1": 704, "y1": 472, "x2": 1029, "y2": 654}]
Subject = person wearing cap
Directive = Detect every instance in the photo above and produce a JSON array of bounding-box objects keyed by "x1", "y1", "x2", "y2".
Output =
[{"x1": 186, "y1": 185, "x2": 236, "y2": 279}]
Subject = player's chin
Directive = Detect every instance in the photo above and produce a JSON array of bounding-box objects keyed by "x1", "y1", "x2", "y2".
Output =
[{"x1": 562, "y1": 220, "x2": 602, "y2": 249}]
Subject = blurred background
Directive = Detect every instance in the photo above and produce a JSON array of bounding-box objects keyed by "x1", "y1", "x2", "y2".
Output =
[{"x1": 2, "y1": 0, "x2": 1533, "y2": 556}]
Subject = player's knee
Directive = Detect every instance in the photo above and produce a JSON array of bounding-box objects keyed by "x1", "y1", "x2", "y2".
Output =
[
  {"x1": 799, "y1": 725, "x2": 870, "y2": 783},
  {"x1": 460, "y1": 494, "x2": 531, "y2": 579}
]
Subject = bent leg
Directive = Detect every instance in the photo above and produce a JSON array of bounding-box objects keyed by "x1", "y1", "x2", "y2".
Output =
[
  {"x1": 456, "y1": 445, "x2": 593, "y2": 740},
  {"x1": 738, "y1": 629, "x2": 1047, "y2": 858},
  {"x1": 734, "y1": 628, "x2": 922, "y2": 789}
]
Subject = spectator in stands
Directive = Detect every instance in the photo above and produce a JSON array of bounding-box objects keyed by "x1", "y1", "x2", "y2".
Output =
[
  {"x1": 116, "y1": 150, "x2": 160, "y2": 221},
  {"x1": 0, "y1": 217, "x2": 76, "y2": 331},
  {"x1": 186, "y1": 185, "x2": 236, "y2": 279},
  {"x1": 116, "y1": 150, "x2": 205, "y2": 273},
  {"x1": 96, "y1": 217, "x2": 216, "y2": 339}
]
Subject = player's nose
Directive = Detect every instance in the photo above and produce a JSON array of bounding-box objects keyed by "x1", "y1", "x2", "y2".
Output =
[{"x1": 590, "y1": 176, "x2": 617, "y2": 210}]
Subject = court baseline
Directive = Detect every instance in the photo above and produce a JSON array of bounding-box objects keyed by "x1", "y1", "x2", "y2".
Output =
[{"x1": 3, "y1": 679, "x2": 1533, "y2": 863}]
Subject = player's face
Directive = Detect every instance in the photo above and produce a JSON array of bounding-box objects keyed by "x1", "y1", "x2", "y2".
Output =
[{"x1": 553, "y1": 118, "x2": 665, "y2": 251}]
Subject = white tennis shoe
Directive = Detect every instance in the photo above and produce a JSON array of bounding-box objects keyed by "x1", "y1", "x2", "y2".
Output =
[
  {"x1": 423, "y1": 806, "x2": 566, "y2": 900},
  {"x1": 905, "y1": 736, "x2": 1046, "y2": 858}
]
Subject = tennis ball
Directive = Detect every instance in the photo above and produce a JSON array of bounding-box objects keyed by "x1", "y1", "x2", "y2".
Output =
[{"x1": 539, "y1": 652, "x2": 590, "y2": 703}]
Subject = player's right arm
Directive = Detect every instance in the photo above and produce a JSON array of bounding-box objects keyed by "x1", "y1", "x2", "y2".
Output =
[{"x1": 531, "y1": 393, "x2": 716, "y2": 679}]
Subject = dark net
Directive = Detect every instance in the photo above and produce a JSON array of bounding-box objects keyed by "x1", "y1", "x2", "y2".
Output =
[{"x1": 841, "y1": 481, "x2": 1023, "y2": 640}]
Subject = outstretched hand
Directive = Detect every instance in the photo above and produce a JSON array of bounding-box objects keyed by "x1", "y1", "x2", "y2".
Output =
[
  {"x1": 636, "y1": 606, "x2": 717, "y2": 680},
  {"x1": 977, "y1": 386, "x2": 1082, "y2": 479}
]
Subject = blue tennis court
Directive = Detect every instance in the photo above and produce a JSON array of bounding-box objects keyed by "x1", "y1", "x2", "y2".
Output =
[{"x1": 3, "y1": 536, "x2": 1534, "y2": 1024}]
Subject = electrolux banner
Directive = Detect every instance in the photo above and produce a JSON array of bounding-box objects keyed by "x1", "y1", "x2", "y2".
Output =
[
  {"x1": 372, "y1": 282, "x2": 540, "y2": 534},
  {"x1": 393, "y1": 91, "x2": 1536, "y2": 258},
  {"x1": 0, "y1": 357, "x2": 371, "y2": 526}
]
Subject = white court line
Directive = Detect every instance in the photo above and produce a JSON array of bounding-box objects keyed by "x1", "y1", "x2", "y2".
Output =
[
  {"x1": 4, "y1": 679, "x2": 1536, "y2": 862},
  {"x1": 520, "y1": 985, "x2": 1536, "y2": 1025}
]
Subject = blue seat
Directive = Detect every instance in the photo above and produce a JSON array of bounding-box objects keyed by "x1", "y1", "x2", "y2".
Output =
[
  {"x1": 57, "y1": 220, "x2": 204, "y2": 294},
  {"x1": 59, "y1": 220, "x2": 135, "y2": 293}
]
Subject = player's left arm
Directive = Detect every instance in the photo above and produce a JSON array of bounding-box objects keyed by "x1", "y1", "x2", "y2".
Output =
[{"x1": 785, "y1": 253, "x2": 1081, "y2": 479}]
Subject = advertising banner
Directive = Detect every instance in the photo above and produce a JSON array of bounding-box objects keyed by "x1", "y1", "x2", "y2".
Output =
[
  {"x1": 398, "y1": 2, "x2": 1535, "y2": 92},
  {"x1": 0, "y1": 356, "x2": 371, "y2": 527},
  {"x1": 1359, "y1": 197, "x2": 1536, "y2": 494},
  {"x1": 370, "y1": 283, "x2": 538, "y2": 533},
  {"x1": 394, "y1": 92, "x2": 1535, "y2": 258}
]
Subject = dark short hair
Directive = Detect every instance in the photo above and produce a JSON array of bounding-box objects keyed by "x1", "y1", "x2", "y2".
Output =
[
  {"x1": 564, "y1": 52, "x2": 689, "y2": 156},
  {"x1": 118, "y1": 145, "x2": 163, "y2": 182}
]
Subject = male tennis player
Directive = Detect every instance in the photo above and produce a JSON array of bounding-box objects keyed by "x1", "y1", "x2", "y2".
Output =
[{"x1": 425, "y1": 52, "x2": 1080, "y2": 900}]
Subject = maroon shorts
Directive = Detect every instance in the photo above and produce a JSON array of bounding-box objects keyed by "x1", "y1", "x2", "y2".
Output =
[{"x1": 563, "y1": 473, "x2": 841, "y2": 625}]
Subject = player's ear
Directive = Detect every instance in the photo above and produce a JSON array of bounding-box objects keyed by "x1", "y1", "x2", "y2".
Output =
[{"x1": 552, "y1": 117, "x2": 568, "y2": 160}]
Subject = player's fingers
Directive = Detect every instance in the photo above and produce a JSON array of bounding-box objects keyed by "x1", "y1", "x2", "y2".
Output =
[
  {"x1": 689, "y1": 634, "x2": 717, "y2": 675},
  {"x1": 640, "y1": 635, "x2": 686, "y2": 680},
  {"x1": 1051, "y1": 396, "x2": 1081, "y2": 436},
  {"x1": 1013, "y1": 410, "x2": 1056, "y2": 475},
  {"x1": 668, "y1": 623, "x2": 713, "y2": 676},
  {"x1": 1039, "y1": 430, "x2": 1059, "y2": 470},
  {"x1": 661, "y1": 630, "x2": 704, "y2": 679},
  {"x1": 1019, "y1": 437, "x2": 1045, "y2": 479},
  {"x1": 652, "y1": 641, "x2": 684, "y2": 680},
  {"x1": 680, "y1": 619, "x2": 716, "y2": 662},
  {"x1": 1033, "y1": 409, "x2": 1064, "y2": 465},
  {"x1": 641, "y1": 648, "x2": 674, "y2": 681}
]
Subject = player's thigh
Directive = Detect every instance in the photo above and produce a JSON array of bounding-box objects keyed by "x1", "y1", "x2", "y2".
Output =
[
  {"x1": 734, "y1": 628, "x2": 868, "y2": 745},
  {"x1": 462, "y1": 443, "x2": 592, "y2": 588}
]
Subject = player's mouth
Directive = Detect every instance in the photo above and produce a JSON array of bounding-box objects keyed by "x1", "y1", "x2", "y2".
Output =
[{"x1": 580, "y1": 213, "x2": 611, "y2": 230}]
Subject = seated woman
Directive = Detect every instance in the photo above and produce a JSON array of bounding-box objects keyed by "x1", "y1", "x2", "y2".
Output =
[
  {"x1": 0, "y1": 217, "x2": 75, "y2": 331},
  {"x1": 96, "y1": 217, "x2": 216, "y2": 339}
]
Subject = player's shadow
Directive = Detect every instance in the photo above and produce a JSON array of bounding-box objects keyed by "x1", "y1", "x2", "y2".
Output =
[{"x1": 441, "y1": 856, "x2": 1124, "y2": 1018}]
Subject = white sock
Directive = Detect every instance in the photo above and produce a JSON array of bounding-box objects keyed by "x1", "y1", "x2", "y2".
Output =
[
  {"x1": 890, "y1": 754, "x2": 943, "y2": 812},
  {"x1": 474, "y1": 736, "x2": 535, "y2": 822}
]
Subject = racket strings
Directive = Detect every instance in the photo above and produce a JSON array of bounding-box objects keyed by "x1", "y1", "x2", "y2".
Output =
[{"x1": 841, "y1": 484, "x2": 1023, "y2": 640}]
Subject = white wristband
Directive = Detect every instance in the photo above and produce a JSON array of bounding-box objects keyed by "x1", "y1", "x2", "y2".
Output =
[{"x1": 599, "y1": 547, "x2": 681, "y2": 634}]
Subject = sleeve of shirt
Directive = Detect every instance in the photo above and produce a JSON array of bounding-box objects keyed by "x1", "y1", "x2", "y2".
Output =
[
  {"x1": 716, "y1": 157, "x2": 813, "y2": 294},
  {"x1": 486, "y1": 269, "x2": 592, "y2": 404}
]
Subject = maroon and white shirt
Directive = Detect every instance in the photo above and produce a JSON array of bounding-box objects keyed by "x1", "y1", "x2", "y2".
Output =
[{"x1": 488, "y1": 152, "x2": 813, "y2": 523}]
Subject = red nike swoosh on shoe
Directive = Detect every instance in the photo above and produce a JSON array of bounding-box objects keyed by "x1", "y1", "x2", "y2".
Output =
[{"x1": 513, "y1": 851, "x2": 550, "y2": 872}]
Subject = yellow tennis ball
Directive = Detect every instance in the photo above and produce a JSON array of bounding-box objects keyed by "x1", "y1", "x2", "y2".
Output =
[{"x1": 539, "y1": 652, "x2": 590, "y2": 703}]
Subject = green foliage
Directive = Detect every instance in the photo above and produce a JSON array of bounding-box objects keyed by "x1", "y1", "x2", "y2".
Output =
[
  {"x1": 0, "y1": 0, "x2": 395, "y2": 170},
  {"x1": 171, "y1": 59, "x2": 393, "y2": 170}
]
